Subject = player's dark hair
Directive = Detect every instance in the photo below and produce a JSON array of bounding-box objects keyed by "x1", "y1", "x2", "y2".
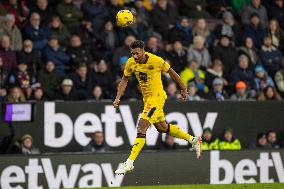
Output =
[{"x1": 130, "y1": 40, "x2": 145, "y2": 49}]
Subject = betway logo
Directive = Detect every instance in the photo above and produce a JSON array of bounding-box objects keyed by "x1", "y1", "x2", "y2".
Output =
[
  {"x1": 0, "y1": 158, "x2": 124, "y2": 189},
  {"x1": 210, "y1": 151, "x2": 284, "y2": 184},
  {"x1": 44, "y1": 102, "x2": 218, "y2": 147}
]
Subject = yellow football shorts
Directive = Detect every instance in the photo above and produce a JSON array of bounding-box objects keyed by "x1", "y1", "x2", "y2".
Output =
[{"x1": 141, "y1": 95, "x2": 166, "y2": 125}]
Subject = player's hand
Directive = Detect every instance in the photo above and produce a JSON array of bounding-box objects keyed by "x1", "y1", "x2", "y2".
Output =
[
  {"x1": 180, "y1": 88, "x2": 188, "y2": 101},
  {"x1": 113, "y1": 98, "x2": 120, "y2": 108}
]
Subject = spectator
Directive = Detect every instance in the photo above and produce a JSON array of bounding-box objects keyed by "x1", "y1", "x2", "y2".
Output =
[
  {"x1": 187, "y1": 82, "x2": 202, "y2": 101},
  {"x1": 83, "y1": 131, "x2": 109, "y2": 153},
  {"x1": 212, "y1": 34, "x2": 239, "y2": 76},
  {"x1": 231, "y1": 0, "x2": 251, "y2": 13},
  {"x1": 0, "y1": 35, "x2": 17, "y2": 72},
  {"x1": 55, "y1": 78, "x2": 78, "y2": 101},
  {"x1": 254, "y1": 65, "x2": 275, "y2": 92},
  {"x1": 207, "y1": 78, "x2": 228, "y2": 101},
  {"x1": 180, "y1": 60, "x2": 209, "y2": 96},
  {"x1": 67, "y1": 34, "x2": 93, "y2": 70},
  {"x1": 267, "y1": 0, "x2": 284, "y2": 29},
  {"x1": 21, "y1": 134, "x2": 40, "y2": 155},
  {"x1": 202, "y1": 128, "x2": 219, "y2": 150},
  {"x1": 259, "y1": 34, "x2": 282, "y2": 77},
  {"x1": 93, "y1": 60, "x2": 114, "y2": 98},
  {"x1": 169, "y1": 17, "x2": 192, "y2": 47},
  {"x1": 205, "y1": 59, "x2": 228, "y2": 90},
  {"x1": 230, "y1": 55, "x2": 255, "y2": 92},
  {"x1": 145, "y1": 35, "x2": 165, "y2": 58},
  {"x1": 266, "y1": 19, "x2": 284, "y2": 54},
  {"x1": 179, "y1": 0, "x2": 211, "y2": 19},
  {"x1": 275, "y1": 58, "x2": 284, "y2": 96},
  {"x1": 267, "y1": 130, "x2": 280, "y2": 148},
  {"x1": 0, "y1": 57, "x2": 8, "y2": 101},
  {"x1": 31, "y1": 86, "x2": 46, "y2": 101},
  {"x1": 230, "y1": 81, "x2": 253, "y2": 101},
  {"x1": 219, "y1": 128, "x2": 241, "y2": 150},
  {"x1": 17, "y1": 39, "x2": 42, "y2": 74},
  {"x1": 238, "y1": 36, "x2": 261, "y2": 66},
  {"x1": 38, "y1": 60, "x2": 61, "y2": 99},
  {"x1": 31, "y1": 0, "x2": 55, "y2": 25},
  {"x1": 150, "y1": 0, "x2": 179, "y2": 40},
  {"x1": 7, "y1": 86, "x2": 26, "y2": 102},
  {"x1": 0, "y1": 14, "x2": 22, "y2": 51},
  {"x1": 167, "y1": 41, "x2": 187, "y2": 74},
  {"x1": 133, "y1": 0, "x2": 150, "y2": 27},
  {"x1": 8, "y1": 62, "x2": 36, "y2": 98},
  {"x1": 70, "y1": 63, "x2": 93, "y2": 100},
  {"x1": 112, "y1": 35, "x2": 136, "y2": 66},
  {"x1": 242, "y1": 0, "x2": 268, "y2": 27},
  {"x1": 23, "y1": 12, "x2": 50, "y2": 50},
  {"x1": 243, "y1": 13, "x2": 265, "y2": 49},
  {"x1": 100, "y1": 20, "x2": 119, "y2": 59},
  {"x1": 2, "y1": 0, "x2": 29, "y2": 26},
  {"x1": 81, "y1": 0, "x2": 110, "y2": 31},
  {"x1": 250, "y1": 132, "x2": 272, "y2": 149},
  {"x1": 215, "y1": 11, "x2": 240, "y2": 46},
  {"x1": 166, "y1": 82, "x2": 178, "y2": 100},
  {"x1": 56, "y1": 0, "x2": 83, "y2": 33},
  {"x1": 159, "y1": 135, "x2": 178, "y2": 150},
  {"x1": 88, "y1": 85, "x2": 104, "y2": 100},
  {"x1": 192, "y1": 18, "x2": 212, "y2": 46},
  {"x1": 106, "y1": 0, "x2": 122, "y2": 23},
  {"x1": 187, "y1": 35, "x2": 211, "y2": 69},
  {"x1": 42, "y1": 36, "x2": 70, "y2": 75},
  {"x1": 258, "y1": 85, "x2": 282, "y2": 100},
  {"x1": 49, "y1": 16, "x2": 71, "y2": 47}
]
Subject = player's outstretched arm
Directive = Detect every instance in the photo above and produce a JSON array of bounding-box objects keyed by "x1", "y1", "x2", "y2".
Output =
[
  {"x1": 113, "y1": 75, "x2": 130, "y2": 108},
  {"x1": 168, "y1": 68, "x2": 188, "y2": 100}
]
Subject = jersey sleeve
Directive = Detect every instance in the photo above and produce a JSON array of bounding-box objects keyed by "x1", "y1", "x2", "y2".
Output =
[
  {"x1": 123, "y1": 60, "x2": 133, "y2": 77},
  {"x1": 159, "y1": 58, "x2": 171, "y2": 72}
]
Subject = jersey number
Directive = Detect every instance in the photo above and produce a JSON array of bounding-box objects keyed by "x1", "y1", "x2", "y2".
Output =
[{"x1": 138, "y1": 72, "x2": 148, "y2": 83}]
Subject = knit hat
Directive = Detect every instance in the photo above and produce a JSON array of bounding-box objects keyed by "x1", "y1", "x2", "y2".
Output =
[
  {"x1": 235, "y1": 81, "x2": 247, "y2": 90},
  {"x1": 62, "y1": 79, "x2": 73, "y2": 86},
  {"x1": 222, "y1": 11, "x2": 234, "y2": 20},
  {"x1": 213, "y1": 78, "x2": 223, "y2": 86},
  {"x1": 203, "y1": 128, "x2": 212, "y2": 133},
  {"x1": 255, "y1": 65, "x2": 265, "y2": 73},
  {"x1": 257, "y1": 132, "x2": 266, "y2": 140},
  {"x1": 22, "y1": 134, "x2": 32, "y2": 142}
]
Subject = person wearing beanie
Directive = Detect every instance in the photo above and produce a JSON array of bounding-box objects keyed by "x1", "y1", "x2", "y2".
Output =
[
  {"x1": 21, "y1": 134, "x2": 40, "y2": 155},
  {"x1": 230, "y1": 81, "x2": 253, "y2": 101},
  {"x1": 202, "y1": 128, "x2": 219, "y2": 150},
  {"x1": 254, "y1": 65, "x2": 275, "y2": 92},
  {"x1": 219, "y1": 128, "x2": 241, "y2": 150},
  {"x1": 249, "y1": 132, "x2": 272, "y2": 149},
  {"x1": 187, "y1": 82, "x2": 202, "y2": 101},
  {"x1": 206, "y1": 78, "x2": 228, "y2": 101}
]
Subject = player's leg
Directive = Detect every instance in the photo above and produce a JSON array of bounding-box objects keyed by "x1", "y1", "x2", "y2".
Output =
[
  {"x1": 154, "y1": 121, "x2": 202, "y2": 159},
  {"x1": 115, "y1": 118, "x2": 151, "y2": 174}
]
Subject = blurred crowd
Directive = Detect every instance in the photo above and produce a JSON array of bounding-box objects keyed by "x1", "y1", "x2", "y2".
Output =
[{"x1": 0, "y1": 0, "x2": 284, "y2": 102}]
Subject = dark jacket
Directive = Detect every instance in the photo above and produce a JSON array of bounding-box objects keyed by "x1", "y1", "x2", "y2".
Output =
[
  {"x1": 169, "y1": 22, "x2": 192, "y2": 46},
  {"x1": 206, "y1": 90, "x2": 229, "y2": 101},
  {"x1": 37, "y1": 69, "x2": 61, "y2": 99},
  {"x1": 67, "y1": 46, "x2": 93, "y2": 69},
  {"x1": 167, "y1": 49, "x2": 187, "y2": 74},
  {"x1": 267, "y1": 2, "x2": 284, "y2": 29},
  {"x1": 259, "y1": 45, "x2": 282, "y2": 77},
  {"x1": 55, "y1": 90, "x2": 78, "y2": 101},
  {"x1": 49, "y1": 27, "x2": 71, "y2": 47},
  {"x1": 23, "y1": 24, "x2": 51, "y2": 50},
  {"x1": 70, "y1": 72, "x2": 94, "y2": 100},
  {"x1": 42, "y1": 45, "x2": 70, "y2": 75},
  {"x1": 17, "y1": 50, "x2": 42, "y2": 73},
  {"x1": 0, "y1": 47, "x2": 17, "y2": 72},
  {"x1": 93, "y1": 71, "x2": 114, "y2": 98},
  {"x1": 179, "y1": 0, "x2": 211, "y2": 18},
  {"x1": 230, "y1": 66, "x2": 255, "y2": 90},
  {"x1": 212, "y1": 44, "x2": 239, "y2": 76},
  {"x1": 83, "y1": 140, "x2": 109, "y2": 153},
  {"x1": 243, "y1": 24, "x2": 265, "y2": 49}
]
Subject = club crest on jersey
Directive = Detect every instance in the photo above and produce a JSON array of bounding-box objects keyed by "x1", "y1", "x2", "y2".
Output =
[
  {"x1": 148, "y1": 65, "x2": 154, "y2": 70},
  {"x1": 138, "y1": 72, "x2": 148, "y2": 83}
]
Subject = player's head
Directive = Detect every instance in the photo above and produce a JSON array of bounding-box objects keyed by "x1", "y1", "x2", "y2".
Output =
[{"x1": 130, "y1": 40, "x2": 145, "y2": 63}]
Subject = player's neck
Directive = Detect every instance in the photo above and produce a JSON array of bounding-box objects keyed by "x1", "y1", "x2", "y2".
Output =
[{"x1": 140, "y1": 54, "x2": 148, "y2": 64}]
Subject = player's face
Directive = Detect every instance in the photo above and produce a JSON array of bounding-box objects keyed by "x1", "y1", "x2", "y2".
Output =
[{"x1": 131, "y1": 48, "x2": 145, "y2": 63}]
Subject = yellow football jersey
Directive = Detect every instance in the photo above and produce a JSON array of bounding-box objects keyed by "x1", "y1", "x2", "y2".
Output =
[{"x1": 124, "y1": 52, "x2": 170, "y2": 99}]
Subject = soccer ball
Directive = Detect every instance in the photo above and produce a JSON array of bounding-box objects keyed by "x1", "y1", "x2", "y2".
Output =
[{"x1": 116, "y1": 10, "x2": 134, "y2": 27}]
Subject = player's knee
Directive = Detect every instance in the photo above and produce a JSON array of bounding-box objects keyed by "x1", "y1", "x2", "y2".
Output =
[{"x1": 156, "y1": 124, "x2": 168, "y2": 133}]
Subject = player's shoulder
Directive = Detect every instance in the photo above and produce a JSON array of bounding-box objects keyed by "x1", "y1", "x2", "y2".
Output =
[{"x1": 145, "y1": 52, "x2": 164, "y2": 63}]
